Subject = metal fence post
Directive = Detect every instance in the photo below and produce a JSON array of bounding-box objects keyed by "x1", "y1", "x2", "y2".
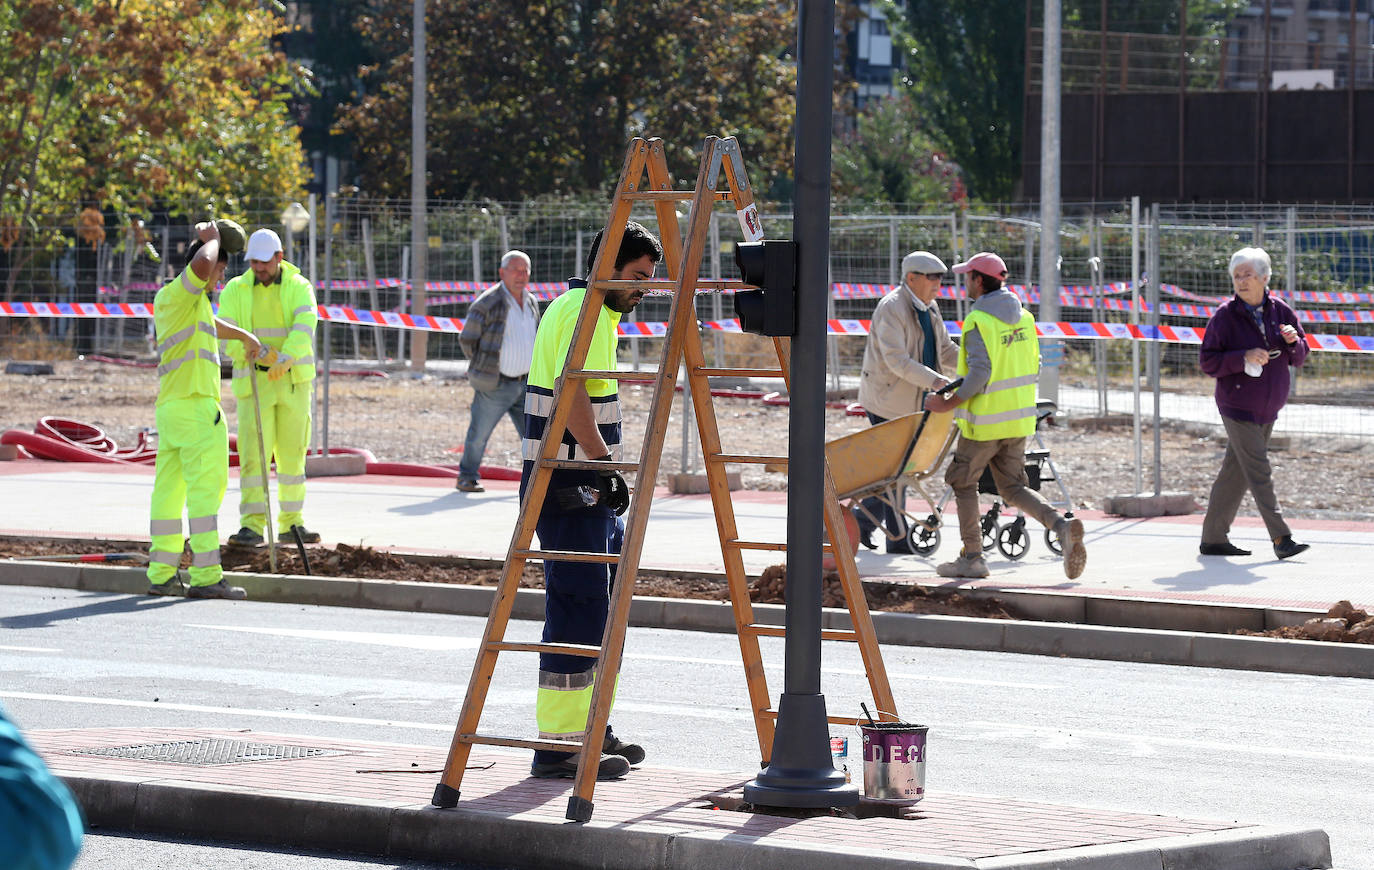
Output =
[
  {"x1": 1148, "y1": 201, "x2": 1162, "y2": 496},
  {"x1": 1130, "y1": 196, "x2": 1143, "y2": 494}
]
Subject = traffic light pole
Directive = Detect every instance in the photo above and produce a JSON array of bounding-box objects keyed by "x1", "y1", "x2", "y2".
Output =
[{"x1": 743, "y1": 0, "x2": 858, "y2": 809}]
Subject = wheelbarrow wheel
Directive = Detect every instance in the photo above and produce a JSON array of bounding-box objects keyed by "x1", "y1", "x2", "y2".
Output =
[
  {"x1": 908, "y1": 522, "x2": 941, "y2": 557},
  {"x1": 996, "y1": 520, "x2": 1030, "y2": 561}
]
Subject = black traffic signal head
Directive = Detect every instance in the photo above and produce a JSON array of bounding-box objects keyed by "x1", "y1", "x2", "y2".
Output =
[{"x1": 733, "y1": 239, "x2": 798, "y2": 336}]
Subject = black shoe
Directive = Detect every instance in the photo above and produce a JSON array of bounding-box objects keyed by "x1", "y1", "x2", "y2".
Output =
[
  {"x1": 455, "y1": 478, "x2": 484, "y2": 493},
  {"x1": 186, "y1": 580, "x2": 248, "y2": 600},
  {"x1": 228, "y1": 527, "x2": 264, "y2": 547},
  {"x1": 530, "y1": 754, "x2": 630, "y2": 780},
  {"x1": 146, "y1": 575, "x2": 184, "y2": 596},
  {"x1": 603, "y1": 734, "x2": 645, "y2": 765},
  {"x1": 885, "y1": 542, "x2": 916, "y2": 555},
  {"x1": 1199, "y1": 541, "x2": 1251, "y2": 557},
  {"x1": 280, "y1": 526, "x2": 321, "y2": 544},
  {"x1": 854, "y1": 513, "x2": 877, "y2": 550},
  {"x1": 1273, "y1": 536, "x2": 1310, "y2": 560}
]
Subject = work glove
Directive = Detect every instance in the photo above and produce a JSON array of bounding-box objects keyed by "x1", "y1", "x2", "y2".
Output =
[
  {"x1": 596, "y1": 468, "x2": 630, "y2": 516},
  {"x1": 256, "y1": 346, "x2": 279, "y2": 366},
  {"x1": 214, "y1": 218, "x2": 247, "y2": 255},
  {"x1": 267, "y1": 355, "x2": 293, "y2": 381}
]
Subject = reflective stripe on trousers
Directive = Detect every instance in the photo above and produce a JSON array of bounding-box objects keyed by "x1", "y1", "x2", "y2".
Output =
[
  {"x1": 147, "y1": 396, "x2": 227, "y2": 586},
  {"x1": 237, "y1": 374, "x2": 313, "y2": 533}
]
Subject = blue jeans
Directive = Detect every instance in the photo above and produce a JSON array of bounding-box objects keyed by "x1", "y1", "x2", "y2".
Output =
[{"x1": 458, "y1": 374, "x2": 526, "y2": 481}]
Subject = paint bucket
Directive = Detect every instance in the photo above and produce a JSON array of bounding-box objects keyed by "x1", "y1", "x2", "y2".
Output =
[{"x1": 860, "y1": 721, "x2": 928, "y2": 804}]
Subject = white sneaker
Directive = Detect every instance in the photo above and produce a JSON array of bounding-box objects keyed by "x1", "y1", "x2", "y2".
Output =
[{"x1": 936, "y1": 553, "x2": 990, "y2": 578}]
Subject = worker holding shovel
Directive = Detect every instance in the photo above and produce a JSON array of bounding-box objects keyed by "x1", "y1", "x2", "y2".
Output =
[{"x1": 218, "y1": 228, "x2": 321, "y2": 551}]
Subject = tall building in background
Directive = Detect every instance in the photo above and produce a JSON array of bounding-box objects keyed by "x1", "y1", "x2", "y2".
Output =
[{"x1": 845, "y1": 1, "x2": 900, "y2": 111}]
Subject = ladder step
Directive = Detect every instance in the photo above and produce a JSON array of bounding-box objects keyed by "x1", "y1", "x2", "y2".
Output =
[
  {"x1": 744, "y1": 624, "x2": 860, "y2": 642},
  {"x1": 588, "y1": 279, "x2": 752, "y2": 292},
  {"x1": 693, "y1": 367, "x2": 785, "y2": 379},
  {"x1": 618, "y1": 189, "x2": 735, "y2": 202},
  {"x1": 543, "y1": 459, "x2": 640, "y2": 473},
  {"x1": 719, "y1": 538, "x2": 835, "y2": 552},
  {"x1": 515, "y1": 548, "x2": 620, "y2": 564},
  {"x1": 488, "y1": 640, "x2": 602, "y2": 658},
  {"x1": 727, "y1": 539, "x2": 787, "y2": 552},
  {"x1": 713, "y1": 454, "x2": 788, "y2": 466},
  {"x1": 567, "y1": 369, "x2": 659, "y2": 382},
  {"x1": 460, "y1": 733, "x2": 585, "y2": 753}
]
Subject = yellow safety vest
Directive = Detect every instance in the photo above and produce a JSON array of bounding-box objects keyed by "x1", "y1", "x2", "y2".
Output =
[
  {"x1": 153, "y1": 267, "x2": 220, "y2": 405},
  {"x1": 955, "y1": 308, "x2": 1039, "y2": 440},
  {"x1": 218, "y1": 261, "x2": 318, "y2": 397},
  {"x1": 522, "y1": 283, "x2": 623, "y2": 463}
]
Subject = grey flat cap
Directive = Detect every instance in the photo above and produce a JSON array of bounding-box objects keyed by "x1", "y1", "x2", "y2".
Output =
[{"x1": 900, "y1": 250, "x2": 948, "y2": 278}]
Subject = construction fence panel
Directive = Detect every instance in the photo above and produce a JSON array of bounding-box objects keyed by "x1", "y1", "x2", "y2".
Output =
[{"x1": 3, "y1": 199, "x2": 1371, "y2": 441}]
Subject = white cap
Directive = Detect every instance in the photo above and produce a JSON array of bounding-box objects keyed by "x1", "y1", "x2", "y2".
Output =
[
  {"x1": 245, "y1": 228, "x2": 283, "y2": 262},
  {"x1": 900, "y1": 251, "x2": 948, "y2": 278}
]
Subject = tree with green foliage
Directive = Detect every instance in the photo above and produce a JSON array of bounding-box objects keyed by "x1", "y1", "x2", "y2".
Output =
[
  {"x1": 832, "y1": 93, "x2": 967, "y2": 207},
  {"x1": 0, "y1": 0, "x2": 310, "y2": 298},
  {"x1": 892, "y1": 0, "x2": 1026, "y2": 202},
  {"x1": 337, "y1": 0, "x2": 797, "y2": 200}
]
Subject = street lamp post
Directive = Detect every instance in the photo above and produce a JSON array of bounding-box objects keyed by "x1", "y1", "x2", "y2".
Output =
[{"x1": 743, "y1": 0, "x2": 858, "y2": 811}]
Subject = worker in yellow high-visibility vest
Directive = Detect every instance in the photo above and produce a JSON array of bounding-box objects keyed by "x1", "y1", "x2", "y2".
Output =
[
  {"x1": 218, "y1": 229, "x2": 320, "y2": 547},
  {"x1": 147, "y1": 220, "x2": 260, "y2": 599},
  {"x1": 521, "y1": 221, "x2": 662, "y2": 781},
  {"x1": 924, "y1": 251, "x2": 1087, "y2": 581}
]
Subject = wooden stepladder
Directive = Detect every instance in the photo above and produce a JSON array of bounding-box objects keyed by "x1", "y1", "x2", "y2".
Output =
[{"x1": 432, "y1": 136, "x2": 899, "y2": 822}]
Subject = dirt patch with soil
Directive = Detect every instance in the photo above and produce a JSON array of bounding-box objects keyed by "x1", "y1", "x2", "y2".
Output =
[{"x1": 0, "y1": 536, "x2": 1014, "y2": 620}]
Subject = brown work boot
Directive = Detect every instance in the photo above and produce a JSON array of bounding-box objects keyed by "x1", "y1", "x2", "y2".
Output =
[
  {"x1": 1056, "y1": 517, "x2": 1087, "y2": 580},
  {"x1": 936, "y1": 552, "x2": 990, "y2": 578}
]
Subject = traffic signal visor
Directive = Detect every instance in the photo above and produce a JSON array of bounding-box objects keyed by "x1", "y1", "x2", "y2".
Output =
[{"x1": 733, "y1": 239, "x2": 798, "y2": 336}]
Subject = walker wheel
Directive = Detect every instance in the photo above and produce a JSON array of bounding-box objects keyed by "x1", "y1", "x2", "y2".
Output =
[
  {"x1": 1045, "y1": 527, "x2": 1064, "y2": 555},
  {"x1": 980, "y1": 520, "x2": 999, "y2": 553},
  {"x1": 996, "y1": 522, "x2": 1030, "y2": 561},
  {"x1": 909, "y1": 524, "x2": 941, "y2": 557}
]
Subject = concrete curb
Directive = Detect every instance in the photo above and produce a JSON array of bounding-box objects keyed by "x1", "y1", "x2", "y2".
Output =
[
  {"x1": 60, "y1": 774, "x2": 1331, "y2": 870},
  {"x1": 4, "y1": 560, "x2": 1371, "y2": 678}
]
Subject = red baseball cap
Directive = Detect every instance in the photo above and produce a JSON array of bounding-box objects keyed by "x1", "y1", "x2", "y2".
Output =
[{"x1": 952, "y1": 252, "x2": 1008, "y2": 279}]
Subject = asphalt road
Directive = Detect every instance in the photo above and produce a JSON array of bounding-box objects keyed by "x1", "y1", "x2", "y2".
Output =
[{"x1": 2, "y1": 585, "x2": 1369, "y2": 868}]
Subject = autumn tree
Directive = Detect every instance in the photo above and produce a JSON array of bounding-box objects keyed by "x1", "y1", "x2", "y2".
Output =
[
  {"x1": 337, "y1": 0, "x2": 797, "y2": 200},
  {"x1": 0, "y1": 0, "x2": 311, "y2": 299}
]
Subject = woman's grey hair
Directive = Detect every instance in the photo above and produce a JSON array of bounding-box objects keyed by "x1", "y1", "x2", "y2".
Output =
[
  {"x1": 1228, "y1": 247, "x2": 1271, "y2": 281},
  {"x1": 500, "y1": 250, "x2": 531, "y2": 270}
]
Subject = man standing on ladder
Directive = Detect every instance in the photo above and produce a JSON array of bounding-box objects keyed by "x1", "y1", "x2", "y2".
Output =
[
  {"x1": 147, "y1": 220, "x2": 259, "y2": 599},
  {"x1": 220, "y1": 228, "x2": 322, "y2": 547},
  {"x1": 923, "y1": 251, "x2": 1087, "y2": 581},
  {"x1": 522, "y1": 221, "x2": 662, "y2": 780}
]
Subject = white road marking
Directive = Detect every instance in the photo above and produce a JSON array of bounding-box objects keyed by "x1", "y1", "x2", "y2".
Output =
[
  {"x1": 184, "y1": 624, "x2": 479, "y2": 651},
  {"x1": 0, "y1": 645, "x2": 61, "y2": 653},
  {"x1": 186, "y1": 625, "x2": 1056, "y2": 690}
]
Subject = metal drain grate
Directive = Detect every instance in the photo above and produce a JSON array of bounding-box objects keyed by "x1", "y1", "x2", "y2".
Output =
[{"x1": 69, "y1": 738, "x2": 346, "y2": 766}]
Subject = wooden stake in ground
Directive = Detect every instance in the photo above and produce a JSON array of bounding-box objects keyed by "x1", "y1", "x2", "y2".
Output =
[{"x1": 247, "y1": 365, "x2": 276, "y2": 573}]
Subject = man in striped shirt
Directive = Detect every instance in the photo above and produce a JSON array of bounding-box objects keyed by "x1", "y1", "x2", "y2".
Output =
[{"x1": 456, "y1": 250, "x2": 540, "y2": 492}]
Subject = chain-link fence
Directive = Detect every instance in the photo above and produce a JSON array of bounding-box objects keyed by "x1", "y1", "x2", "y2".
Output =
[{"x1": 3, "y1": 198, "x2": 1371, "y2": 441}]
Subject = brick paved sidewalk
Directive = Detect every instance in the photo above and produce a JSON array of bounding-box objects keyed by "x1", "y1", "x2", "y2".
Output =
[{"x1": 32, "y1": 727, "x2": 1329, "y2": 870}]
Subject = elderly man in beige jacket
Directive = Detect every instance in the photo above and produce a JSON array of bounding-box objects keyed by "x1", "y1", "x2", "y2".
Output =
[{"x1": 853, "y1": 250, "x2": 960, "y2": 552}]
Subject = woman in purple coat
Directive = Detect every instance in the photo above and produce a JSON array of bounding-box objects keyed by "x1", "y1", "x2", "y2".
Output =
[{"x1": 1198, "y1": 246, "x2": 1311, "y2": 560}]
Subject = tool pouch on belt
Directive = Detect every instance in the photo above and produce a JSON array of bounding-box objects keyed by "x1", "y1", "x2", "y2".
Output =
[{"x1": 554, "y1": 470, "x2": 630, "y2": 516}]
